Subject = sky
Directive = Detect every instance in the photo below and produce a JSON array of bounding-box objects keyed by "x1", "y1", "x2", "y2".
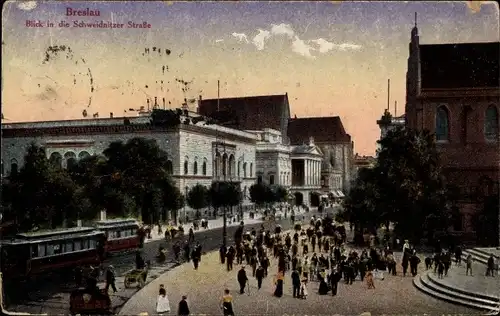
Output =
[{"x1": 1, "y1": 1, "x2": 499, "y2": 155}]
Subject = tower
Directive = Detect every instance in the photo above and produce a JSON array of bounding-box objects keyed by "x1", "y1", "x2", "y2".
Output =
[{"x1": 405, "y1": 12, "x2": 421, "y2": 129}]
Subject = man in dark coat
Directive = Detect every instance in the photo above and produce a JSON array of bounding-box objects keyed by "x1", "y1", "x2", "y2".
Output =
[
  {"x1": 177, "y1": 295, "x2": 190, "y2": 316},
  {"x1": 410, "y1": 252, "x2": 421, "y2": 277},
  {"x1": 291, "y1": 269, "x2": 301, "y2": 298},
  {"x1": 330, "y1": 268, "x2": 342, "y2": 296},
  {"x1": 255, "y1": 265, "x2": 265, "y2": 290},
  {"x1": 237, "y1": 266, "x2": 248, "y2": 294},
  {"x1": 105, "y1": 266, "x2": 117, "y2": 293},
  {"x1": 220, "y1": 245, "x2": 227, "y2": 264},
  {"x1": 226, "y1": 246, "x2": 235, "y2": 271}
]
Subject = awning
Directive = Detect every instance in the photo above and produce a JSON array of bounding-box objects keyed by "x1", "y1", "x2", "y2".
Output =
[
  {"x1": 330, "y1": 191, "x2": 339, "y2": 198},
  {"x1": 336, "y1": 190, "x2": 345, "y2": 198}
]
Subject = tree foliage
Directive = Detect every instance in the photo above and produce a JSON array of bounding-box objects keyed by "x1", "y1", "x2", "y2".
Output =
[
  {"x1": 187, "y1": 184, "x2": 209, "y2": 210},
  {"x1": 1, "y1": 137, "x2": 186, "y2": 232},
  {"x1": 210, "y1": 181, "x2": 242, "y2": 208},
  {"x1": 340, "y1": 127, "x2": 456, "y2": 244},
  {"x1": 249, "y1": 183, "x2": 288, "y2": 205}
]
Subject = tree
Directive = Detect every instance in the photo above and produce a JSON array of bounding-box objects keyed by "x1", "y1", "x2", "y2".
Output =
[
  {"x1": 161, "y1": 182, "x2": 184, "y2": 224},
  {"x1": 187, "y1": 184, "x2": 209, "y2": 219},
  {"x1": 249, "y1": 183, "x2": 274, "y2": 206},
  {"x1": 272, "y1": 185, "x2": 288, "y2": 203},
  {"x1": 375, "y1": 127, "x2": 452, "y2": 243},
  {"x1": 6, "y1": 143, "x2": 78, "y2": 230},
  {"x1": 99, "y1": 137, "x2": 174, "y2": 224},
  {"x1": 210, "y1": 181, "x2": 242, "y2": 246}
]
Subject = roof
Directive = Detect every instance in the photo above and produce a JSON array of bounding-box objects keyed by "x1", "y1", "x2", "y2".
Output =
[
  {"x1": 197, "y1": 94, "x2": 290, "y2": 131},
  {"x1": 291, "y1": 144, "x2": 323, "y2": 156},
  {"x1": 287, "y1": 117, "x2": 351, "y2": 144},
  {"x1": 419, "y1": 42, "x2": 500, "y2": 89}
]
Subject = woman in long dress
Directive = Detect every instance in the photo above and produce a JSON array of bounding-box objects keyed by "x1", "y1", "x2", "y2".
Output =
[
  {"x1": 221, "y1": 289, "x2": 234, "y2": 316},
  {"x1": 156, "y1": 284, "x2": 171, "y2": 314},
  {"x1": 366, "y1": 270, "x2": 375, "y2": 289},
  {"x1": 273, "y1": 270, "x2": 285, "y2": 297}
]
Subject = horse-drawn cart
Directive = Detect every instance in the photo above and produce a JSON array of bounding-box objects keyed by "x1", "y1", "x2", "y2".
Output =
[{"x1": 124, "y1": 268, "x2": 148, "y2": 288}]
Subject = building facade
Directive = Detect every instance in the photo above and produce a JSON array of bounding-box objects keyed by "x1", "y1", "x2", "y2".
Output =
[
  {"x1": 1, "y1": 112, "x2": 258, "y2": 216},
  {"x1": 290, "y1": 138, "x2": 323, "y2": 207},
  {"x1": 250, "y1": 128, "x2": 292, "y2": 187},
  {"x1": 287, "y1": 117, "x2": 353, "y2": 197},
  {"x1": 404, "y1": 18, "x2": 500, "y2": 241},
  {"x1": 352, "y1": 154, "x2": 376, "y2": 180}
]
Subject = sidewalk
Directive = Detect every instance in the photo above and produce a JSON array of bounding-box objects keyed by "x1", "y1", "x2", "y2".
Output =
[{"x1": 144, "y1": 212, "x2": 265, "y2": 243}]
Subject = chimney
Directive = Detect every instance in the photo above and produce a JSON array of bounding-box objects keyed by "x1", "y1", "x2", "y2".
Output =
[
  {"x1": 110, "y1": 112, "x2": 113, "y2": 118},
  {"x1": 147, "y1": 98, "x2": 150, "y2": 111}
]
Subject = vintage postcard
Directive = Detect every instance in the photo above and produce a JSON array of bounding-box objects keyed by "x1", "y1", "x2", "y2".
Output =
[{"x1": 1, "y1": 1, "x2": 499, "y2": 315}]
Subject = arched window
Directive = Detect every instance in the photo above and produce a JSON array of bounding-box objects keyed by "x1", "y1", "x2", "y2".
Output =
[
  {"x1": 269, "y1": 174, "x2": 275, "y2": 185},
  {"x1": 166, "y1": 160, "x2": 173, "y2": 175},
  {"x1": 49, "y1": 152, "x2": 63, "y2": 168},
  {"x1": 238, "y1": 161, "x2": 241, "y2": 177},
  {"x1": 184, "y1": 159, "x2": 189, "y2": 175},
  {"x1": 257, "y1": 175, "x2": 263, "y2": 184},
  {"x1": 202, "y1": 159, "x2": 207, "y2": 175},
  {"x1": 250, "y1": 163, "x2": 253, "y2": 177},
  {"x1": 484, "y1": 105, "x2": 499, "y2": 142},
  {"x1": 10, "y1": 159, "x2": 18, "y2": 176},
  {"x1": 222, "y1": 154, "x2": 228, "y2": 177},
  {"x1": 64, "y1": 152, "x2": 77, "y2": 171},
  {"x1": 78, "y1": 151, "x2": 90, "y2": 160},
  {"x1": 193, "y1": 161, "x2": 198, "y2": 175},
  {"x1": 228, "y1": 155, "x2": 235, "y2": 177},
  {"x1": 214, "y1": 152, "x2": 221, "y2": 177},
  {"x1": 243, "y1": 162, "x2": 247, "y2": 178},
  {"x1": 436, "y1": 106, "x2": 450, "y2": 141}
]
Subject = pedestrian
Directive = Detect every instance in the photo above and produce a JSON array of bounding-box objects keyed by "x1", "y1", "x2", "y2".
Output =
[
  {"x1": 330, "y1": 268, "x2": 341, "y2": 296},
  {"x1": 105, "y1": 265, "x2": 117, "y2": 293},
  {"x1": 299, "y1": 278, "x2": 308, "y2": 299},
  {"x1": 291, "y1": 269, "x2": 301, "y2": 298},
  {"x1": 410, "y1": 252, "x2": 421, "y2": 277},
  {"x1": 255, "y1": 265, "x2": 265, "y2": 290},
  {"x1": 465, "y1": 254, "x2": 473, "y2": 276},
  {"x1": 366, "y1": 270, "x2": 375, "y2": 289},
  {"x1": 454, "y1": 245, "x2": 462, "y2": 265},
  {"x1": 486, "y1": 255, "x2": 495, "y2": 276},
  {"x1": 177, "y1": 295, "x2": 190, "y2": 316},
  {"x1": 220, "y1": 245, "x2": 227, "y2": 264},
  {"x1": 273, "y1": 270, "x2": 285, "y2": 297},
  {"x1": 220, "y1": 289, "x2": 234, "y2": 316},
  {"x1": 156, "y1": 285, "x2": 171, "y2": 314},
  {"x1": 237, "y1": 266, "x2": 248, "y2": 294}
]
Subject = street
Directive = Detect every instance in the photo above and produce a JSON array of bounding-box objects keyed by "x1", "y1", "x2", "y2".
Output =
[{"x1": 4, "y1": 210, "x2": 321, "y2": 314}]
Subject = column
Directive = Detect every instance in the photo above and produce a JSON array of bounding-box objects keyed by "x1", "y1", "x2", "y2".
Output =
[
  {"x1": 304, "y1": 160, "x2": 308, "y2": 186},
  {"x1": 314, "y1": 161, "x2": 317, "y2": 185}
]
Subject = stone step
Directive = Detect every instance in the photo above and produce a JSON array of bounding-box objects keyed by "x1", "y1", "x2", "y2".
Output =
[
  {"x1": 414, "y1": 273, "x2": 499, "y2": 313},
  {"x1": 467, "y1": 248, "x2": 495, "y2": 261},
  {"x1": 427, "y1": 271, "x2": 499, "y2": 303},
  {"x1": 473, "y1": 249, "x2": 500, "y2": 260},
  {"x1": 462, "y1": 251, "x2": 489, "y2": 265}
]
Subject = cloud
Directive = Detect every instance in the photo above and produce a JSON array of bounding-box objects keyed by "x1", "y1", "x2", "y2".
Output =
[
  {"x1": 311, "y1": 38, "x2": 362, "y2": 53},
  {"x1": 270, "y1": 23, "x2": 295, "y2": 38},
  {"x1": 252, "y1": 29, "x2": 271, "y2": 50},
  {"x1": 17, "y1": 1, "x2": 37, "y2": 11},
  {"x1": 292, "y1": 36, "x2": 316, "y2": 59},
  {"x1": 232, "y1": 32, "x2": 249, "y2": 43}
]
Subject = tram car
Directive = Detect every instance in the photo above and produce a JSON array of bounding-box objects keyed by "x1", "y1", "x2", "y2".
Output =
[
  {"x1": 95, "y1": 219, "x2": 140, "y2": 254},
  {"x1": 0, "y1": 227, "x2": 105, "y2": 280}
]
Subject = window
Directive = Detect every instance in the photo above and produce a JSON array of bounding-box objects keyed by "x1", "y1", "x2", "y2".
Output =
[
  {"x1": 184, "y1": 160, "x2": 189, "y2": 175},
  {"x1": 269, "y1": 174, "x2": 275, "y2": 185},
  {"x1": 485, "y1": 105, "x2": 499, "y2": 142},
  {"x1": 10, "y1": 159, "x2": 18, "y2": 176},
  {"x1": 250, "y1": 163, "x2": 253, "y2": 177},
  {"x1": 238, "y1": 162, "x2": 241, "y2": 177},
  {"x1": 46, "y1": 244, "x2": 55, "y2": 256},
  {"x1": 64, "y1": 241, "x2": 74, "y2": 253},
  {"x1": 166, "y1": 160, "x2": 173, "y2": 175},
  {"x1": 243, "y1": 163, "x2": 247, "y2": 178},
  {"x1": 89, "y1": 238, "x2": 96, "y2": 249},
  {"x1": 38, "y1": 244, "x2": 46, "y2": 257},
  {"x1": 193, "y1": 161, "x2": 198, "y2": 175},
  {"x1": 202, "y1": 160, "x2": 207, "y2": 175},
  {"x1": 435, "y1": 106, "x2": 450, "y2": 141},
  {"x1": 257, "y1": 175, "x2": 263, "y2": 184},
  {"x1": 82, "y1": 239, "x2": 90, "y2": 249},
  {"x1": 74, "y1": 240, "x2": 82, "y2": 251}
]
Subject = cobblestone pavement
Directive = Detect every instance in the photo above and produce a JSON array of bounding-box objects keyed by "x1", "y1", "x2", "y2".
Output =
[
  {"x1": 5, "y1": 210, "x2": 317, "y2": 315},
  {"x1": 120, "y1": 239, "x2": 480, "y2": 316}
]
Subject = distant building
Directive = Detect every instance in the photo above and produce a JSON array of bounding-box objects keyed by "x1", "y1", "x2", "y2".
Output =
[
  {"x1": 404, "y1": 15, "x2": 499, "y2": 242},
  {"x1": 288, "y1": 117, "x2": 353, "y2": 197},
  {"x1": 352, "y1": 154, "x2": 376, "y2": 180}
]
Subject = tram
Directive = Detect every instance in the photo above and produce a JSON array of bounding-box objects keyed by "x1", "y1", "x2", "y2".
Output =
[
  {"x1": 0, "y1": 227, "x2": 105, "y2": 280},
  {"x1": 95, "y1": 219, "x2": 140, "y2": 254}
]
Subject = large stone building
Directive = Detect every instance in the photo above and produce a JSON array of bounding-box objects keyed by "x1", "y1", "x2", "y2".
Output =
[
  {"x1": 287, "y1": 117, "x2": 353, "y2": 196},
  {"x1": 404, "y1": 17, "x2": 500, "y2": 241},
  {"x1": 1, "y1": 112, "x2": 258, "y2": 217}
]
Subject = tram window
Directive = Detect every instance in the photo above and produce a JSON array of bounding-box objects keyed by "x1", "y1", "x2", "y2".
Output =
[
  {"x1": 53, "y1": 243, "x2": 62, "y2": 255},
  {"x1": 31, "y1": 245, "x2": 38, "y2": 258},
  {"x1": 116, "y1": 230, "x2": 121, "y2": 238},
  {"x1": 122, "y1": 229, "x2": 129, "y2": 237},
  {"x1": 89, "y1": 238, "x2": 96, "y2": 249},
  {"x1": 46, "y1": 244, "x2": 55, "y2": 256},
  {"x1": 64, "y1": 241, "x2": 74, "y2": 253},
  {"x1": 37, "y1": 244, "x2": 46, "y2": 257},
  {"x1": 82, "y1": 239, "x2": 90, "y2": 249},
  {"x1": 74, "y1": 240, "x2": 82, "y2": 251}
]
